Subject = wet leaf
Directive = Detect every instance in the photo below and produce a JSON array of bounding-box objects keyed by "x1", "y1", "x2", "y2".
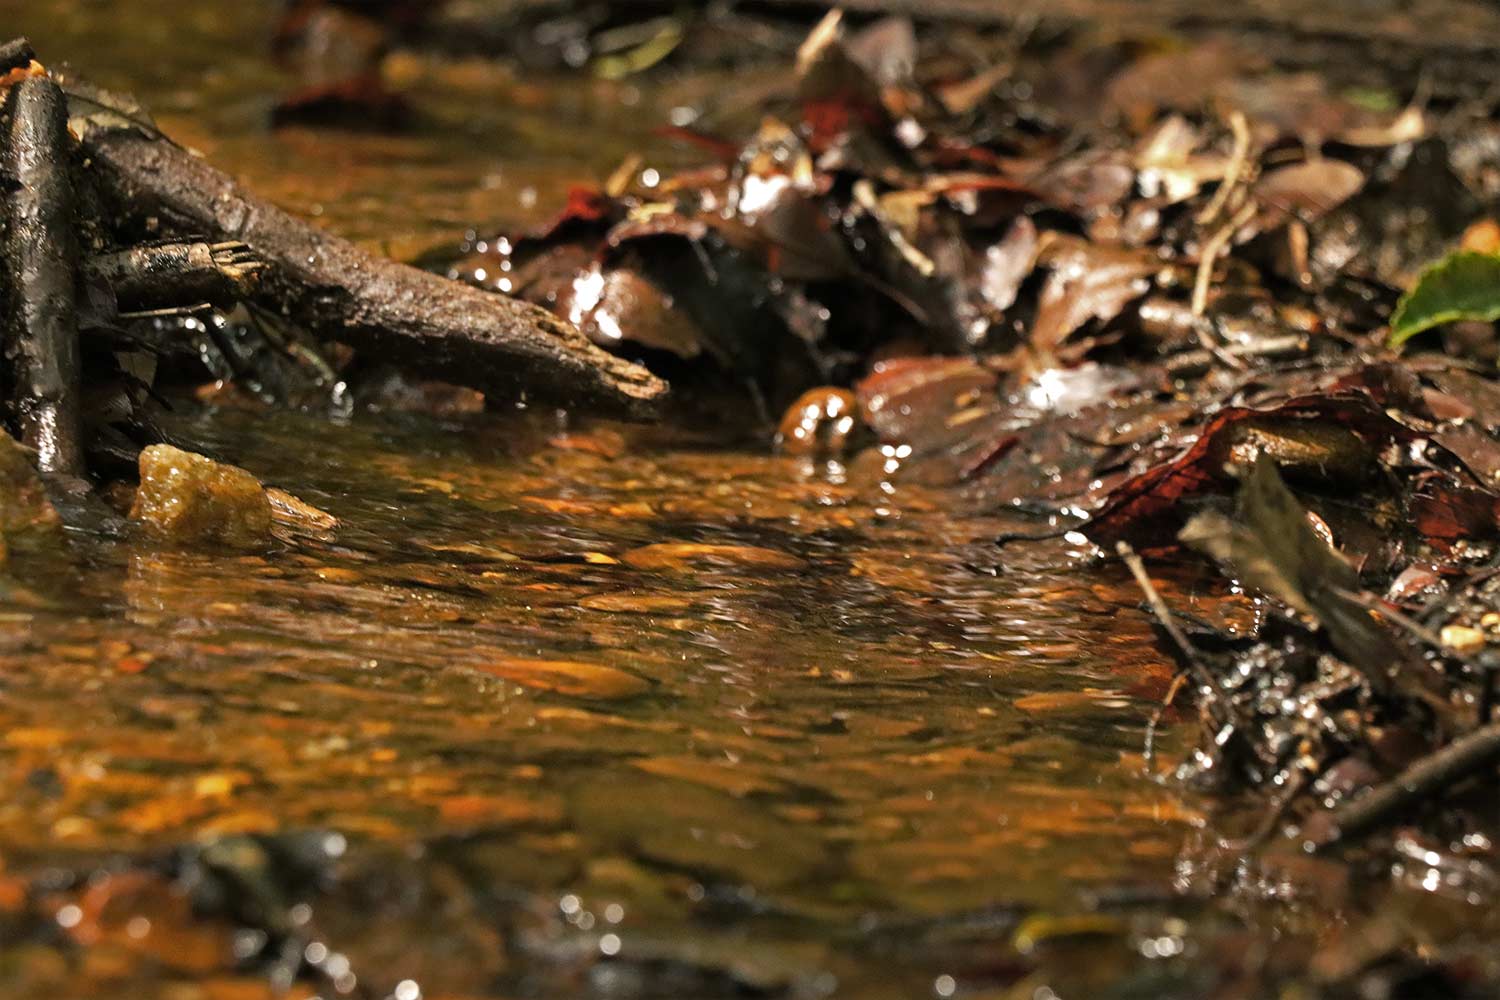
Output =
[
  {"x1": 976, "y1": 216, "x2": 1039, "y2": 314},
  {"x1": 579, "y1": 593, "x2": 693, "y2": 614},
  {"x1": 1179, "y1": 456, "x2": 1390, "y2": 679},
  {"x1": 563, "y1": 262, "x2": 708, "y2": 359},
  {"x1": 855, "y1": 357, "x2": 997, "y2": 445},
  {"x1": 1030, "y1": 237, "x2": 1157, "y2": 355},
  {"x1": 1085, "y1": 395, "x2": 1411, "y2": 549},
  {"x1": 436, "y1": 794, "x2": 563, "y2": 828},
  {"x1": 1389, "y1": 251, "x2": 1500, "y2": 346},
  {"x1": 632, "y1": 755, "x2": 781, "y2": 797},
  {"x1": 1410, "y1": 482, "x2": 1500, "y2": 547}
]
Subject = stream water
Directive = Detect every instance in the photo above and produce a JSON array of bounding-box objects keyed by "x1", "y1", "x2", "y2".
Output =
[{"x1": 4, "y1": 3, "x2": 1495, "y2": 998}]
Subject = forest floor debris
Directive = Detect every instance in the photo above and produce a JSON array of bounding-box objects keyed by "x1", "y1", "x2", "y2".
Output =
[
  {"x1": 408, "y1": 0, "x2": 1500, "y2": 907},
  {"x1": 6, "y1": 1, "x2": 1500, "y2": 997}
]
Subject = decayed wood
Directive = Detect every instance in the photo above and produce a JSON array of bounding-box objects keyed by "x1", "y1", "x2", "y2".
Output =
[
  {"x1": 76, "y1": 117, "x2": 667, "y2": 419},
  {"x1": 1, "y1": 75, "x2": 85, "y2": 476},
  {"x1": 83, "y1": 241, "x2": 265, "y2": 313}
]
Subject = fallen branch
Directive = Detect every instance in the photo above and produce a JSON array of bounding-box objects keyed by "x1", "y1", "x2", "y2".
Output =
[
  {"x1": 82, "y1": 241, "x2": 265, "y2": 313},
  {"x1": 1311, "y1": 722, "x2": 1500, "y2": 851},
  {"x1": 1, "y1": 75, "x2": 85, "y2": 475},
  {"x1": 69, "y1": 86, "x2": 667, "y2": 419}
]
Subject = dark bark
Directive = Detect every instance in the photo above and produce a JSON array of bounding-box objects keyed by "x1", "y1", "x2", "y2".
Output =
[
  {"x1": 83, "y1": 241, "x2": 265, "y2": 313},
  {"x1": 76, "y1": 119, "x2": 667, "y2": 419},
  {"x1": 1, "y1": 76, "x2": 85, "y2": 476}
]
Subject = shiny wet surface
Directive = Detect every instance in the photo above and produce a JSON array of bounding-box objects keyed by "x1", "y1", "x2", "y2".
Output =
[
  {"x1": 9, "y1": 3, "x2": 1488, "y2": 998},
  {"x1": 1, "y1": 402, "x2": 1205, "y2": 997}
]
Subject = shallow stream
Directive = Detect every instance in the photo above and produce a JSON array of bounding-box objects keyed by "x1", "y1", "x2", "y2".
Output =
[{"x1": 3, "y1": 4, "x2": 1492, "y2": 998}]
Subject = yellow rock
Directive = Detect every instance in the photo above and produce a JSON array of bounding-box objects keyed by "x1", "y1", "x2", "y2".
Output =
[
  {"x1": 1441, "y1": 624, "x2": 1487, "y2": 655},
  {"x1": 130, "y1": 445, "x2": 272, "y2": 549}
]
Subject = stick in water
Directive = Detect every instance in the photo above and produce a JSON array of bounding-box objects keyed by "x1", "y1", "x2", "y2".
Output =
[
  {"x1": 1312, "y1": 722, "x2": 1500, "y2": 851},
  {"x1": 1, "y1": 75, "x2": 85, "y2": 475},
  {"x1": 73, "y1": 98, "x2": 667, "y2": 420}
]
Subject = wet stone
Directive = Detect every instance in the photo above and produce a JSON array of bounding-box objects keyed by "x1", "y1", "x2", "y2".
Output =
[
  {"x1": 129, "y1": 445, "x2": 273, "y2": 549},
  {"x1": 775, "y1": 387, "x2": 860, "y2": 457}
]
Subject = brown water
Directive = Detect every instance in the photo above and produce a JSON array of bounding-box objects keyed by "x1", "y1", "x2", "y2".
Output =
[{"x1": 4, "y1": 4, "x2": 1489, "y2": 999}]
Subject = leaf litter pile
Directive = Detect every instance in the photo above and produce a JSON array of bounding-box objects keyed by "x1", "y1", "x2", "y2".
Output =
[
  {"x1": 10, "y1": 0, "x2": 1500, "y2": 996},
  {"x1": 423, "y1": 5, "x2": 1500, "y2": 873}
]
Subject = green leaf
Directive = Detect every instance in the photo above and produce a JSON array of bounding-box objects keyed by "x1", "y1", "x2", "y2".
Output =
[{"x1": 1389, "y1": 251, "x2": 1500, "y2": 347}]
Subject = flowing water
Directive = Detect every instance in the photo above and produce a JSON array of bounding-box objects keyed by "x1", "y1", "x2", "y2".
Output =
[{"x1": 3, "y1": 4, "x2": 1492, "y2": 998}]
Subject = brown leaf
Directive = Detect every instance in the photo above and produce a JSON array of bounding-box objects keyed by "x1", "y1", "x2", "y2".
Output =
[
  {"x1": 1254, "y1": 159, "x2": 1365, "y2": 230},
  {"x1": 1030, "y1": 237, "x2": 1157, "y2": 356},
  {"x1": 1085, "y1": 395, "x2": 1411, "y2": 549},
  {"x1": 854, "y1": 356, "x2": 997, "y2": 446},
  {"x1": 1179, "y1": 456, "x2": 1391, "y2": 681}
]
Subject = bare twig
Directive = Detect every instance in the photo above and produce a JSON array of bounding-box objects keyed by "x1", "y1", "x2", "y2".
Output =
[
  {"x1": 1196, "y1": 111, "x2": 1252, "y2": 226},
  {"x1": 115, "y1": 302, "x2": 214, "y2": 320},
  {"x1": 1311, "y1": 722, "x2": 1500, "y2": 851},
  {"x1": 1191, "y1": 200, "x2": 1257, "y2": 319},
  {"x1": 1116, "y1": 541, "x2": 1229, "y2": 705},
  {"x1": 1143, "y1": 671, "x2": 1189, "y2": 770}
]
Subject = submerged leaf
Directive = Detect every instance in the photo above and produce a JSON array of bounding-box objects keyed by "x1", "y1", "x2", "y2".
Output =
[
  {"x1": 475, "y1": 658, "x2": 650, "y2": 700},
  {"x1": 1389, "y1": 251, "x2": 1500, "y2": 346}
]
